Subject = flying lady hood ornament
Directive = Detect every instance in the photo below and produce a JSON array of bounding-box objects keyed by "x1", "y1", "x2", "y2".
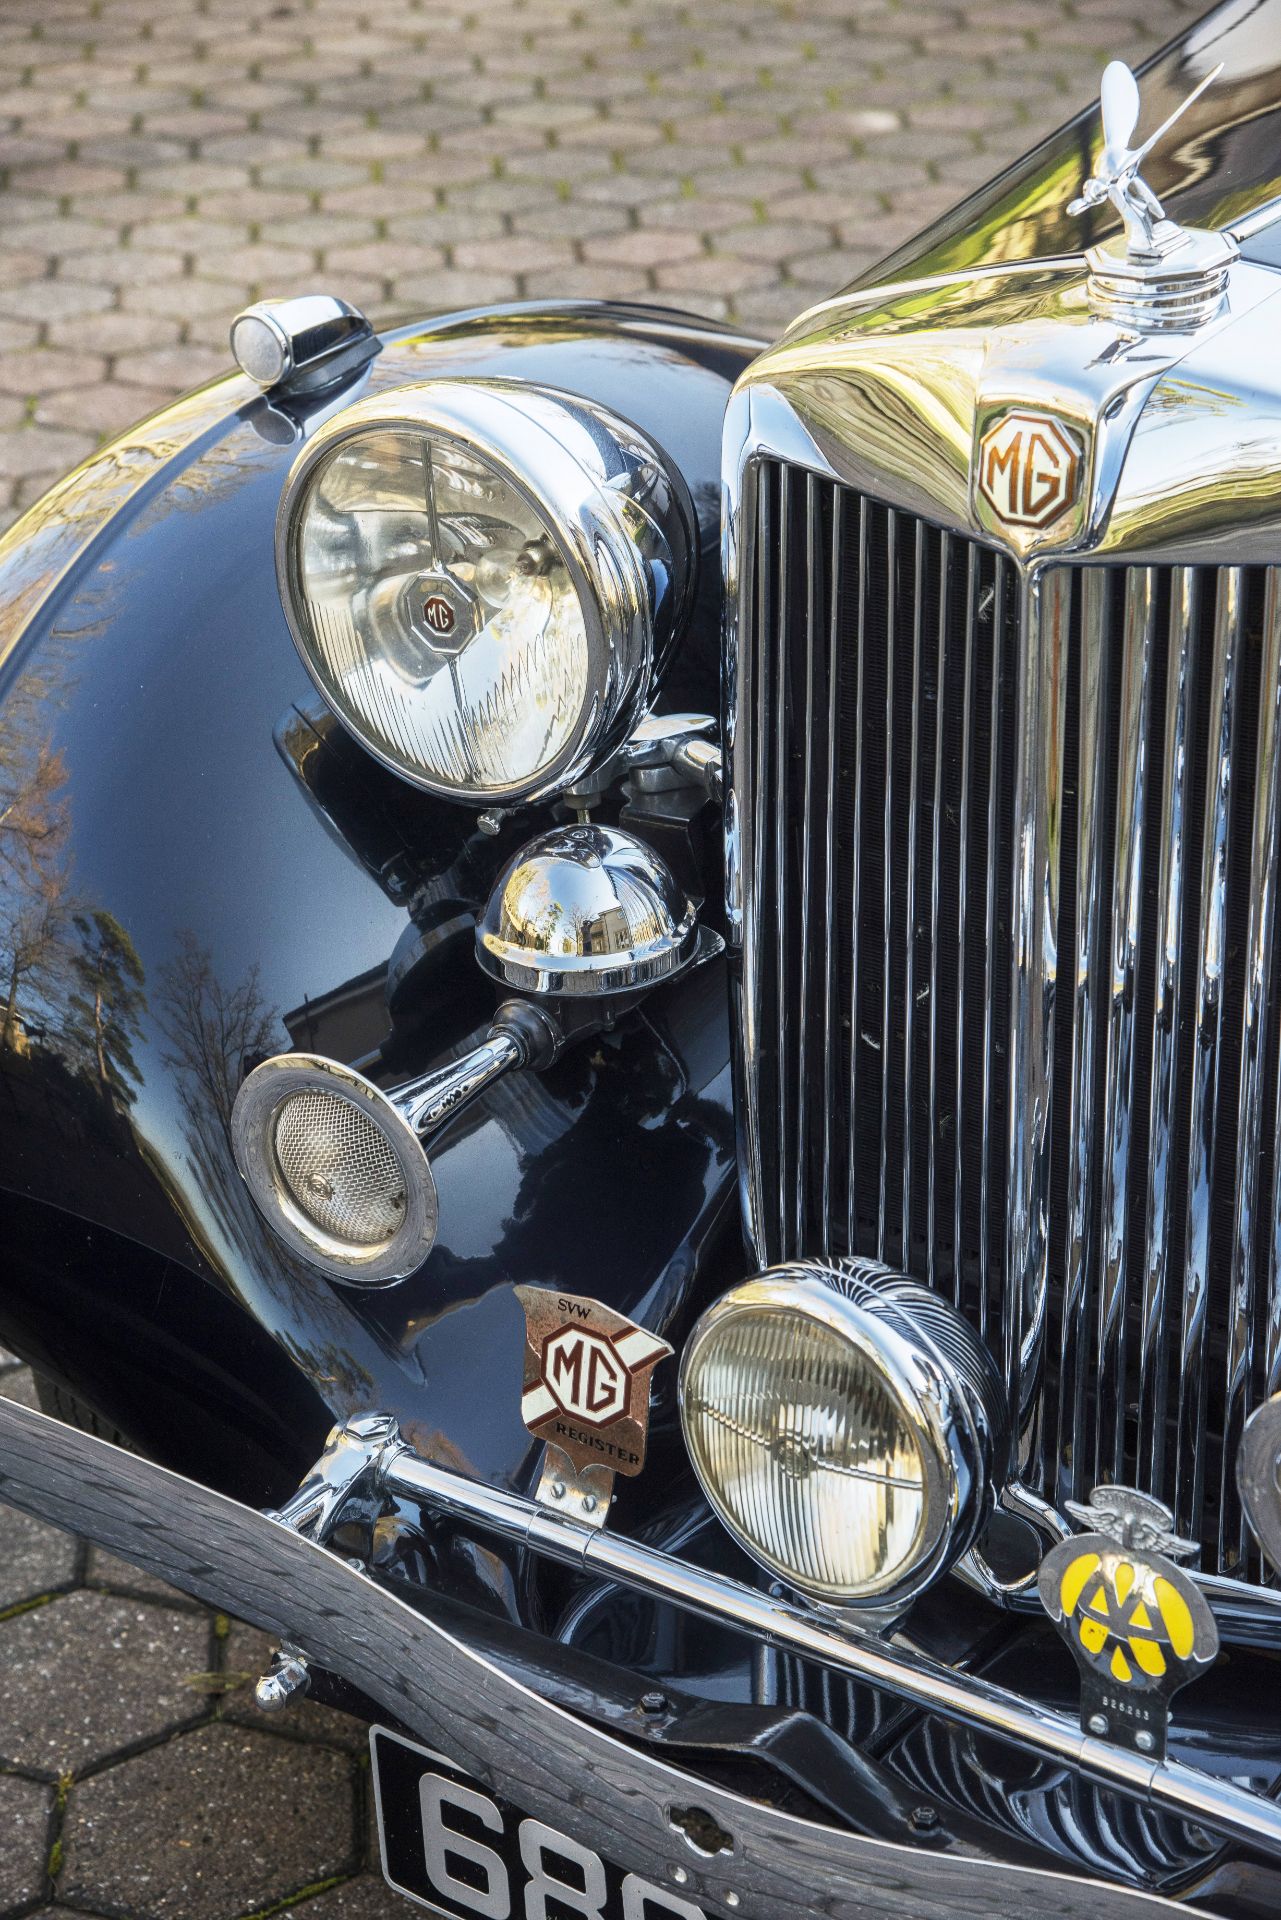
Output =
[
  {"x1": 1039, "y1": 1487, "x2": 1218, "y2": 1759},
  {"x1": 1068, "y1": 59, "x2": 1236, "y2": 330}
]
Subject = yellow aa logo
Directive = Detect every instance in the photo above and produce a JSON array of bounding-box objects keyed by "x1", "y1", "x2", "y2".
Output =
[{"x1": 1057, "y1": 1551, "x2": 1197, "y2": 1687}]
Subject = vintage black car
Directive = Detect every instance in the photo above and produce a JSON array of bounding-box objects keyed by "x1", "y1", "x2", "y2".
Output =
[{"x1": 5, "y1": 4, "x2": 1281, "y2": 1915}]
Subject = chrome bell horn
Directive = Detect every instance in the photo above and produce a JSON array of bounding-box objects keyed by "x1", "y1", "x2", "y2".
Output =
[
  {"x1": 233, "y1": 821, "x2": 718, "y2": 1284},
  {"x1": 231, "y1": 1000, "x2": 557, "y2": 1286}
]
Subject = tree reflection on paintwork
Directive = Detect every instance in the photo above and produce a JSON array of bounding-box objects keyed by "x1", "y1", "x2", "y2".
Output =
[{"x1": 66, "y1": 909, "x2": 146, "y2": 1110}]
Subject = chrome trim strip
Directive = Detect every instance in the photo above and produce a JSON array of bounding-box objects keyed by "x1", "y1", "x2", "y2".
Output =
[
  {"x1": 1137, "y1": 568, "x2": 1198, "y2": 1494},
  {"x1": 1177, "y1": 567, "x2": 1242, "y2": 1539},
  {"x1": 1222, "y1": 570, "x2": 1281, "y2": 1569},
  {"x1": 0, "y1": 1395, "x2": 1240, "y2": 1920},
  {"x1": 1057, "y1": 568, "x2": 1107, "y2": 1506},
  {"x1": 1005, "y1": 565, "x2": 1070, "y2": 1460},
  {"x1": 1095, "y1": 569, "x2": 1158, "y2": 1486}
]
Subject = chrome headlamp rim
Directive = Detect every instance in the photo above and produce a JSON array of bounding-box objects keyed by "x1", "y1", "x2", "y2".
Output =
[
  {"x1": 231, "y1": 1053, "x2": 438, "y2": 1287},
  {"x1": 275, "y1": 377, "x2": 698, "y2": 806},
  {"x1": 678, "y1": 1261, "x2": 1002, "y2": 1609}
]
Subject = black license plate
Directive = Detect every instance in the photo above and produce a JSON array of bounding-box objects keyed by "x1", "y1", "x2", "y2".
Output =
[{"x1": 371, "y1": 1725, "x2": 711, "y2": 1920}]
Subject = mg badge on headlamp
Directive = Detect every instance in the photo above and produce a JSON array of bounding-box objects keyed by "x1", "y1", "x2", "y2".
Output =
[
  {"x1": 679, "y1": 1258, "x2": 1007, "y2": 1608},
  {"x1": 275, "y1": 378, "x2": 696, "y2": 805}
]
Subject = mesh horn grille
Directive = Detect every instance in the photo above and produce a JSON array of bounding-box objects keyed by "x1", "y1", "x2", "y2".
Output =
[{"x1": 272, "y1": 1088, "x2": 407, "y2": 1247}]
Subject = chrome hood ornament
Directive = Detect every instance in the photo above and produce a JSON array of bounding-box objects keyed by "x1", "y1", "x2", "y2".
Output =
[{"x1": 1068, "y1": 59, "x2": 1236, "y2": 330}]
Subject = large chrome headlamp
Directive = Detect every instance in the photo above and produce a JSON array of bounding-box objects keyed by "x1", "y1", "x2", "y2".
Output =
[
  {"x1": 275, "y1": 379, "x2": 697, "y2": 805},
  {"x1": 680, "y1": 1258, "x2": 1008, "y2": 1609}
]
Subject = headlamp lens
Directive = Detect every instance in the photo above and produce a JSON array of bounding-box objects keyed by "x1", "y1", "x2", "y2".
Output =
[
  {"x1": 295, "y1": 426, "x2": 589, "y2": 798},
  {"x1": 681, "y1": 1302, "x2": 926, "y2": 1598}
]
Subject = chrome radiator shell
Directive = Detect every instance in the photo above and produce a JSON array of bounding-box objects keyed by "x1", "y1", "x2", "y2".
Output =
[{"x1": 722, "y1": 256, "x2": 1281, "y2": 1612}]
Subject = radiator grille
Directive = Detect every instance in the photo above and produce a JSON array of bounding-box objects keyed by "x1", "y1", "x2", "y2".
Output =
[{"x1": 737, "y1": 457, "x2": 1281, "y2": 1585}]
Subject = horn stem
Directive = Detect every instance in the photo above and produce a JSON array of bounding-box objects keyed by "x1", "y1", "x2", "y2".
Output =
[{"x1": 396, "y1": 1027, "x2": 527, "y2": 1137}]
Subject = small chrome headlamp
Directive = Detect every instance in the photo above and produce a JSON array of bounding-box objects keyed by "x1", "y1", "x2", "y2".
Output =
[
  {"x1": 679, "y1": 1258, "x2": 1007, "y2": 1609},
  {"x1": 275, "y1": 379, "x2": 697, "y2": 806}
]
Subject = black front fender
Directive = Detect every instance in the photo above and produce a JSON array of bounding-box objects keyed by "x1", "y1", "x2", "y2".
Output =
[{"x1": 0, "y1": 299, "x2": 760, "y2": 1505}]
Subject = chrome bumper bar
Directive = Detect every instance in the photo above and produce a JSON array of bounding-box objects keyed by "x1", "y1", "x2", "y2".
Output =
[
  {"x1": 281, "y1": 1413, "x2": 1281, "y2": 1872},
  {"x1": 0, "y1": 1392, "x2": 1268, "y2": 1920}
]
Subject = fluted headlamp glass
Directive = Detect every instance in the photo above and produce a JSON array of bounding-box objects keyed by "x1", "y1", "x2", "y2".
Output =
[
  {"x1": 680, "y1": 1261, "x2": 1007, "y2": 1607},
  {"x1": 277, "y1": 380, "x2": 695, "y2": 805}
]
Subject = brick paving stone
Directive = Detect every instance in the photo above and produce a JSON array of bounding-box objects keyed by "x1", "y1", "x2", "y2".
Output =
[
  {"x1": 0, "y1": 1773, "x2": 54, "y2": 1911},
  {"x1": 0, "y1": 0, "x2": 1202, "y2": 1908},
  {"x1": 0, "y1": 1364, "x2": 39, "y2": 1409},
  {"x1": 0, "y1": 1504, "x2": 81, "y2": 1609},
  {"x1": 291, "y1": 1874, "x2": 416, "y2": 1917},
  {"x1": 59, "y1": 1722, "x2": 358, "y2": 1920},
  {"x1": 0, "y1": 1589, "x2": 211, "y2": 1774}
]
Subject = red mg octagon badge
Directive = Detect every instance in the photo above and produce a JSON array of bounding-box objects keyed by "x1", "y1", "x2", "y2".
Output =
[
  {"x1": 515, "y1": 1286, "x2": 672, "y2": 1477},
  {"x1": 977, "y1": 409, "x2": 1082, "y2": 531}
]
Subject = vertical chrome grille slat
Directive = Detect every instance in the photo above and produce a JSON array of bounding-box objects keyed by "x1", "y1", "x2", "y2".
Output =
[
  {"x1": 846, "y1": 497, "x2": 870, "y2": 1254},
  {"x1": 903, "y1": 521, "x2": 926, "y2": 1270},
  {"x1": 953, "y1": 548, "x2": 978, "y2": 1313},
  {"x1": 878, "y1": 509, "x2": 898, "y2": 1263},
  {"x1": 1137, "y1": 567, "x2": 1198, "y2": 1499},
  {"x1": 1222, "y1": 571, "x2": 1281, "y2": 1569},
  {"x1": 1176, "y1": 566, "x2": 1243, "y2": 1541},
  {"x1": 738, "y1": 455, "x2": 1281, "y2": 1588},
  {"x1": 820, "y1": 486, "x2": 845, "y2": 1249},
  {"x1": 1095, "y1": 568, "x2": 1158, "y2": 1487},
  {"x1": 1005, "y1": 566, "x2": 1070, "y2": 1468},
  {"x1": 977, "y1": 558, "x2": 1003, "y2": 1343},
  {"x1": 774, "y1": 467, "x2": 794, "y2": 1254},
  {"x1": 793, "y1": 473, "x2": 820, "y2": 1254},
  {"x1": 927, "y1": 532, "x2": 951, "y2": 1294},
  {"x1": 1057, "y1": 568, "x2": 1108, "y2": 1506}
]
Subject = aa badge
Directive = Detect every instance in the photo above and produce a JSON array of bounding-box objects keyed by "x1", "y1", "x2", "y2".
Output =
[
  {"x1": 515, "y1": 1286, "x2": 672, "y2": 1525},
  {"x1": 1038, "y1": 1487, "x2": 1218, "y2": 1758}
]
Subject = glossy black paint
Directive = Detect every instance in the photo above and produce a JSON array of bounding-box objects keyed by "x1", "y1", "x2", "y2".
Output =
[{"x1": 0, "y1": 300, "x2": 760, "y2": 1507}]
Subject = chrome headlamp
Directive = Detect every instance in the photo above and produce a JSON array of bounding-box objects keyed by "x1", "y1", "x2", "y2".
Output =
[
  {"x1": 275, "y1": 379, "x2": 697, "y2": 805},
  {"x1": 679, "y1": 1258, "x2": 1008, "y2": 1609}
]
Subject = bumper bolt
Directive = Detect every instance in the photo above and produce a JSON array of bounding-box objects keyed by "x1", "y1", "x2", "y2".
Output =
[
  {"x1": 640, "y1": 1690, "x2": 668, "y2": 1717},
  {"x1": 254, "y1": 1650, "x2": 311, "y2": 1713},
  {"x1": 909, "y1": 1805, "x2": 939, "y2": 1833}
]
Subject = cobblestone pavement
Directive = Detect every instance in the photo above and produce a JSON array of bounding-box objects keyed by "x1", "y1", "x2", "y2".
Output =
[{"x1": 0, "y1": 0, "x2": 1200, "y2": 1914}]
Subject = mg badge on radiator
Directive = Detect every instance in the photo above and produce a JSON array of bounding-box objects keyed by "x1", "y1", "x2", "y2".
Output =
[
  {"x1": 975, "y1": 409, "x2": 1082, "y2": 530},
  {"x1": 515, "y1": 1286, "x2": 672, "y2": 1525},
  {"x1": 1038, "y1": 1487, "x2": 1219, "y2": 1760}
]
